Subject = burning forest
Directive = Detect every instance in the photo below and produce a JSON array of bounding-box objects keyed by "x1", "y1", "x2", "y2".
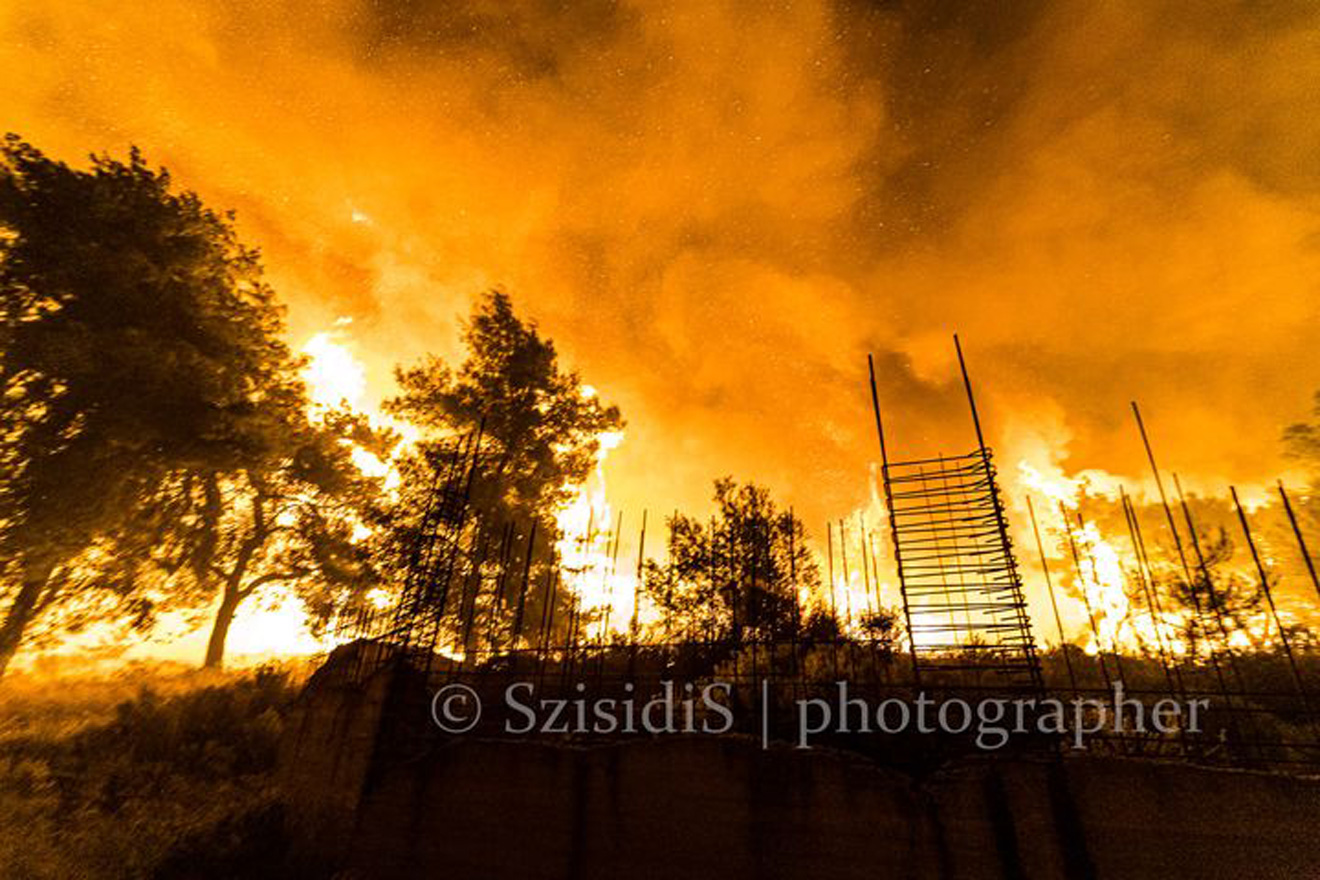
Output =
[{"x1": 5, "y1": 2, "x2": 1320, "y2": 877}]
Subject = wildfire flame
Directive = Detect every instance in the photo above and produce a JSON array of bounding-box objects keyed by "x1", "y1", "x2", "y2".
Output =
[
  {"x1": 26, "y1": 324, "x2": 1295, "y2": 671},
  {"x1": 303, "y1": 324, "x2": 368, "y2": 410},
  {"x1": 826, "y1": 503, "x2": 894, "y2": 637},
  {"x1": 553, "y1": 428, "x2": 642, "y2": 639},
  {"x1": 135, "y1": 327, "x2": 400, "y2": 665},
  {"x1": 303, "y1": 332, "x2": 645, "y2": 644},
  {"x1": 1013, "y1": 460, "x2": 1270, "y2": 659},
  {"x1": 1018, "y1": 461, "x2": 1135, "y2": 654},
  {"x1": 301, "y1": 325, "x2": 418, "y2": 487}
]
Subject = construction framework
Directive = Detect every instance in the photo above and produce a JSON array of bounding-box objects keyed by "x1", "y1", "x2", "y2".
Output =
[
  {"x1": 328, "y1": 345, "x2": 1320, "y2": 772},
  {"x1": 342, "y1": 425, "x2": 530, "y2": 679},
  {"x1": 869, "y1": 337, "x2": 1043, "y2": 691}
]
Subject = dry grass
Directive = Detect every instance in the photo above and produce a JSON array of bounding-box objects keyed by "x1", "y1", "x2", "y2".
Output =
[{"x1": 0, "y1": 662, "x2": 312, "y2": 879}]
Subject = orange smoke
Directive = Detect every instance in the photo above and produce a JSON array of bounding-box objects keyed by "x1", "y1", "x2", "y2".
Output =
[{"x1": 5, "y1": 1, "x2": 1320, "y2": 660}]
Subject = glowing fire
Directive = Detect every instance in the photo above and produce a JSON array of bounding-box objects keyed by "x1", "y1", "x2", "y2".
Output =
[
  {"x1": 1018, "y1": 461, "x2": 1135, "y2": 654},
  {"x1": 826, "y1": 499, "x2": 895, "y2": 637},
  {"x1": 12, "y1": 327, "x2": 381, "y2": 671},
  {"x1": 553, "y1": 428, "x2": 643, "y2": 639},
  {"x1": 159, "y1": 326, "x2": 400, "y2": 664},
  {"x1": 1070, "y1": 519, "x2": 1134, "y2": 651},
  {"x1": 31, "y1": 323, "x2": 1291, "y2": 671},
  {"x1": 303, "y1": 324, "x2": 368, "y2": 410},
  {"x1": 1017, "y1": 460, "x2": 1220, "y2": 658},
  {"x1": 301, "y1": 333, "x2": 646, "y2": 646},
  {"x1": 300, "y1": 324, "x2": 418, "y2": 487}
]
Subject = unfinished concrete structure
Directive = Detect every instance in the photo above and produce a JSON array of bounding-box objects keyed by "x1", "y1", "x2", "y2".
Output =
[
  {"x1": 278, "y1": 645, "x2": 1320, "y2": 879},
  {"x1": 279, "y1": 347, "x2": 1320, "y2": 876}
]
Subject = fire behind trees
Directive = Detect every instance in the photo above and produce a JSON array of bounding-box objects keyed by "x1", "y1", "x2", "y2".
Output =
[
  {"x1": 0, "y1": 138, "x2": 630, "y2": 674},
  {"x1": 0, "y1": 135, "x2": 339, "y2": 675},
  {"x1": 8, "y1": 133, "x2": 1317, "y2": 682},
  {"x1": 648, "y1": 479, "x2": 826, "y2": 642},
  {"x1": 2, "y1": 136, "x2": 839, "y2": 676},
  {"x1": 368, "y1": 289, "x2": 624, "y2": 652}
]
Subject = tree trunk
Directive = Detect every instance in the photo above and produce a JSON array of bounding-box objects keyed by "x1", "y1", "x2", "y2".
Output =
[
  {"x1": 0, "y1": 556, "x2": 56, "y2": 679},
  {"x1": 204, "y1": 587, "x2": 243, "y2": 669},
  {"x1": 202, "y1": 487, "x2": 269, "y2": 670}
]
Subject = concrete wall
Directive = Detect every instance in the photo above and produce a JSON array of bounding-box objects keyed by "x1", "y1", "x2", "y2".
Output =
[
  {"x1": 280, "y1": 653, "x2": 1320, "y2": 879},
  {"x1": 277, "y1": 642, "x2": 429, "y2": 869},
  {"x1": 334, "y1": 739, "x2": 1320, "y2": 879}
]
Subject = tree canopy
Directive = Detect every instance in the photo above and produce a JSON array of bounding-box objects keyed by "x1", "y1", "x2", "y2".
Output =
[
  {"x1": 646, "y1": 478, "x2": 820, "y2": 643},
  {"x1": 163, "y1": 406, "x2": 393, "y2": 668},
  {"x1": 388, "y1": 289, "x2": 621, "y2": 522},
  {"x1": 377, "y1": 290, "x2": 623, "y2": 649},
  {"x1": 0, "y1": 136, "x2": 309, "y2": 674}
]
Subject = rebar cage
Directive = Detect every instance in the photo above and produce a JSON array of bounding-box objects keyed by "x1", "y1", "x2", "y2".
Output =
[
  {"x1": 868, "y1": 339, "x2": 1044, "y2": 692},
  {"x1": 882, "y1": 448, "x2": 1042, "y2": 690}
]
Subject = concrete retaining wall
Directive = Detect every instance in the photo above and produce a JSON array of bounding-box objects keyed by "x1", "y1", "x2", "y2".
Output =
[{"x1": 279, "y1": 651, "x2": 1320, "y2": 879}]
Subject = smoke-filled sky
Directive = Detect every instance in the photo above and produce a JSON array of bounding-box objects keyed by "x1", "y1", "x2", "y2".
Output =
[{"x1": 4, "y1": 0, "x2": 1320, "y2": 531}]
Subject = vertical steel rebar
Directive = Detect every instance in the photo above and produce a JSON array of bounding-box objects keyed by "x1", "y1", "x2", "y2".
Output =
[
  {"x1": 954, "y1": 336, "x2": 1043, "y2": 691},
  {"x1": 1279, "y1": 481, "x2": 1320, "y2": 604},
  {"x1": 1231, "y1": 486, "x2": 1315, "y2": 733},
  {"x1": 1027, "y1": 496, "x2": 1079, "y2": 698},
  {"x1": 869, "y1": 353, "x2": 921, "y2": 688},
  {"x1": 1174, "y1": 474, "x2": 1247, "y2": 695},
  {"x1": 1120, "y1": 488, "x2": 1184, "y2": 700},
  {"x1": 1059, "y1": 504, "x2": 1114, "y2": 692},
  {"x1": 1131, "y1": 402, "x2": 1241, "y2": 748},
  {"x1": 510, "y1": 521, "x2": 538, "y2": 654}
]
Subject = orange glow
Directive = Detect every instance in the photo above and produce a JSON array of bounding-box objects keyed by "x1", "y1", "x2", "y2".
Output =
[
  {"x1": 303, "y1": 323, "x2": 368, "y2": 411},
  {"x1": 554, "y1": 429, "x2": 643, "y2": 637},
  {"x1": 5, "y1": 2, "x2": 1320, "y2": 664},
  {"x1": 1018, "y1": 460, "x2": 1134, "y2": 654}
]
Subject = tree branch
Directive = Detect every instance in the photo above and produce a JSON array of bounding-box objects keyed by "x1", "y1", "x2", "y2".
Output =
[{"x1": 237, "y1": 568, "x2": 309, "y2": 600}]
